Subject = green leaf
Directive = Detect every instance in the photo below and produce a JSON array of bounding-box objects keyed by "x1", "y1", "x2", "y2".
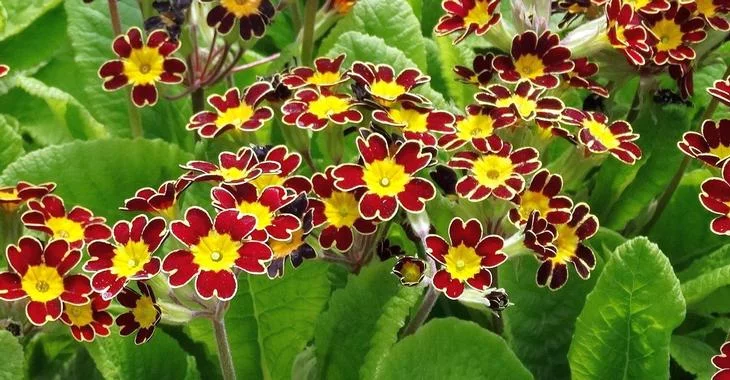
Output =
[
  {"x1": 678, "y1": 244, "x2": 730, "y2": 305},
  {"x1": 0, "y1": 330, "x2": 24, "y2": 380},
  {"x1": 568, "y1": 237, "x2": 686, "y2": 379},
  {"x1": 0, "y1": 4, "x2": 68, "y2": 73},
  {"x1": 319, "y1": 0, "x2": 427, "y2": 70},
  {"x1": 0, "y1": 0, "x2": 61, "y2": 41},
  {"x1": 373, "y1": 318, "x2": 533, "y2": 380},
  {"x1": 670, "y1": 335, "x2": 718, "y2": 380},
  {"x1": 0, "y1": 114, "x2": 23, "y2": 172},
  {"x1": 0, "y1": 138, "x2": 192, "y2": 222},
  {"x1": 420, "y1": 0, "x2": 443, "y2": 36},
  {"x1": 433, "y1": 34, "x2": 476, "y2": 108}
]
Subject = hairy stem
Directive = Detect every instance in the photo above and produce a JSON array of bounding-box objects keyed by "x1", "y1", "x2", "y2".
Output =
[
  {"x1": 401, "y1": 285, "x2": 439, "y2": 337},
  {"x1": 300, "y1": 0, "x2": 318, "y2": 65},
  {"x1": 212, "y1": 302, "x2": 236, "y2": 380}
]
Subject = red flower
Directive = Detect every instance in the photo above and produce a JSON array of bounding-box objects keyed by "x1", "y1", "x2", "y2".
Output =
[
  {"x1": 281, "y1": 54, "x2": 349, "y2": 89},
  {"x1": 448, "y1": 138, "x2": 541, "y2": 201},
  {"x1": 348, "y1": 62, "x2": 430, "y2": 105},
  {"x1": 605, "y1": 0, "x2": 652, "y2": 66},
  {"x1": 187, "y1": 83, "x2": 274, "y2": 138},
  {"x1": 554, "y1": 0, "x2": 603, "y2": 28},
  {"x1": 475, "y1": 81, "x2": 564, "y2": 130},
  {"x1": 202, "y1": 0, "x2": 276, "y2": 40},
  {"x1": 712, "y1": 341, "x2": 730, "y2": 380},
  {"x1": 84, "y1": 215, "x2": 167, "y2": 300},
  {"x1": 98, "y1": 27, "x2": 186, "y2": 107},
  {"x1": 509, "y1": 169, "x2": 573, "y2": 225},
  {"x1": 372, "y1": 101, "x2": 456, "y2": 146},
  {"x1": 61, "y1": 293, "x2": 113, "y2": 342},
  {"x1": 392, "y1": 256, "x2": 426, "y2": 286},
  {"x1": 310, "y1": 167, "x2": 377, "y2": 251},
  {"x1": 562, "y1": 58, "x2": 609, "y2": 97},
  {"x1": 437, "y1": 104, "x2": 516, "y2": 151},
  {"x1": 121, "y1": 179, "x2": 190, "y2": 219},
  {"x1": 435, "y1": 0, "x2": 502, "y2": 44},
  {"x1": 0, "y1": 64, "x2": 8, "y2": 77},
  {"x1": 211, "y1": 182, "x2": 301, "y2": 241},
  {"x1": 115, "y1": 281, "x2": 161, "y2": 345},
  {"x1": 249, "y1": 145, "x2": 312, "y2": 194},
  {"x1": 453, "y1": 53, "x2": 496, "y2": 87},
  {"x1": 709, "y1": 76, "x2": 730, "y2": 107},
  {"x1": 678, "y1": 119, "x2": 730, "y2": 167},
  {"x1": 562, "y1": 108, "x2": 642, "y2": 164},
  {"x1": 426, "y1": 218, "x2": 507, "y2": 299},
  {"x1": 332, "y1": 132, "x2": 436, "y2": 220},
  {"x1": 620, "y1": 0, "x2": 670, "y2": 13},
  {"x1": 643, "y1": 3, "x2": 707, "y2": 66},
  {"x1": 0, "y1": 237, "x2": 92, "y2": 326},
  {"x1": 22, "y1": 195, "x2": 112, "y2": 248},
  {"x1": 281, "y1": 88, "x2": 362, "y2": 131},
  {"x1": 163, "y1": 207, "x2": 272, "y2": 300},
  {"x1": 692, "y1": 0, "x2": 730, "y2": 31},
  {"x1": 492, "y1": 31, "x2": 574, "y2": 89},
  {"x1": 181, "y1": 146, "x2": 280, "y2": 184},
  {"x1": 699, "y1": 161, "x2": 730, "y2": 235},
  {"x1": 0, "y1": 181, "x2": 55, "y2": 213}
]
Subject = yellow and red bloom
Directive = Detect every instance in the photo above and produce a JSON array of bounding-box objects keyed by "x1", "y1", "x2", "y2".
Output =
[
  {"x1": 453, "y1": 53, "x2": 495, "y2": 87},
  {"x1": 211, "y1": 182, "x2": 301, "y2": 241},
  {"x1": 620, "y1": 0, "x2": 670, "y2": 13},
  {"x1": 425, "y1": 218, "x2": 507, "y2": 299},
  {"x1": 0, "y1": 64, "x2": 8, "y2": 77},
  {"x1": 281, "y1": 88, "x2": 362, "y2": 131},
  {"x1": 115, "y1": 281, "x2": 161, "y2": 345},
  {"x1": 435, "y1": 0, "x2": 502, "y2": 44},
  {"x1": 509, "y1": 169, "x2": 574, "y2": 225},
  {"x1": 606, "y1": 0, "x2": 652, "y2": 66},
  {"x1": 437, "y1": 104, "x2": 516, "y2": 151},
  {"x1": 709, "y1": 76, "x2": 730, "y2": 107},
  {"x1": 187, "y1": 82, "x2": 274, "y2": 138},
  {"x1": 643, "y1": 3, "x2": 707, "y2": 66},
  {"x1": 692, "y1": 0, "x2": 730, "y2": 31},
  {"x1": 562, "y1": 108, "x2": 642, "y2": 164},
  {"x1": 392, "y1": 256, "x2": 426, "y2": 286},
  {"x1": 281, "y1": 54, "x2": 349, "y2": 89},
  {"x1": 98, "y1": 27, "x2": 185, "y2": 107},
  {"x1": 182, "y1": 146, "x2": 280, "y2": 184},
  {"x1": 0, "y1": 237, "x2": 92, "y2": 326},
  {"x1": 448, "y1": 138, "x2": 541, "y2": 201},
  {"x1": 266, "y1": 195, "x2": 317, "y2": 278},
  {"x1": 22, "y1": 195, "x2": 112, "y2": 249},
  {"x1": 492, "y1": 31, "x2": 574, "y2": 89},
  {"x1": 310, "y1": 167, "x2": 378, "y2": 251},
  {"x1": 372, "y1": 101, "x2": 456, "y2": 146},
  {"x1": 475, "y1": 81, "x2": 564, "y2": 130},
  {"x1": 61, "y1": 293, "x2": 113, "y2": 342},
  {"x1": 0, "y1": 181, "x2": 55, "y2": 213},
  {"x1": 699, "y1": 161, "x2": 730, "y2": 235},
  {"x1": 348, "y1": 62, "x2": 430, "y2": 105},
  {"x1": 121, "y1": 179, "x2": 190, "y2": 219},
  {"x1": 679, "y1": 119, "x2": 730, "y2": 167},
  {"x1": 249, "y1": 145, "x2": 312, "y2": 194},
  {"x1": 332, "y1": 132, "x2": 436, "y2": 220},
  {"x1": 163, "y1": 207, "x2": 272, "y2": 300},
  {"x1": 554, "y1": 0, "x2": 603, "y2": 28},
  {"x1": 562, "y1": 58, "x2": 609, "y2": 97},
  {"x1": 201, "y1": 0, "x2": 276, "y2": 40},
  {"x1": 712, "y1": 341, "x2": 730, "y2": 380},
  {"x1": 84, "y1": 215, "x2": 167, "y2": 300}
]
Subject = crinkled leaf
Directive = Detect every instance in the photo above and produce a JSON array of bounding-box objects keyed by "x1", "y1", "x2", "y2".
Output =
[
  {"x1": 670, "y1": 335, "x2": 718, "y2": 380},
  {"x1": 433, "y1": 34, "x2": 476, "y2": 108},
  {"x1": 678, "y1": 244, "x2": 730, "y2": 305},
  {"x1": 0, "y1": 0, "x2": 60, "y2": 41},
  {"x1": 0, "y1": 114, "x2": 23, "y2": 172},
  {"x1": 0, "y1": 330, "x2": 24, "y2": 380},
  {"x1": 0, "y1": 4, "x2": 67, "y2": 73}
]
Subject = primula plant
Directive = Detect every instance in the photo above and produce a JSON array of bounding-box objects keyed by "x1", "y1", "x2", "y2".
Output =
[{"x1": 3, "y1": 0, "x2": 730, "y2": 379}]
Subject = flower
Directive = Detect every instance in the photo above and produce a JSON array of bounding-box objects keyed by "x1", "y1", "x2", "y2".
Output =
[
  {"x1": 372, "y1": 101, "x2": 456, "y2": 146},
  {"x1": 709, "y1": 76, "x2": 730, "y2": 107},
  {"x1": 84, "y1": 215, "x2": 167, "y2": 300},
  {"x1": 249, "y1": 145, "x2": 312, "y2": 194},
  {"x1": 266, "y1": 195, "x2": 317, "y2": 278},
  {"x1": 699, "y1": 161, "x2": 730, "y2": 235},
  {"x1": 678, "y1": 119, "x2": 730, "y2": 167},
  {"x1": 163, "y1": 207, "x2": 272, "y2": 300},
  {"x1": 605, "y1": 0, "x2": 652, "y2": 66},
  {"x1": 392, "y1": 256, "x2": 426, "y2": 286},
  {"x1": 562, "y1": 58, "x2": 609, "y2": 97},
  {"x1": 202, "y1": 0, "x2": 276, "y2": 40},
  {"x1": 643, "y1": 3, "x2": 707, "y2": 66},
  {"x1": 437, "y1": 104, "x2": 516, "y2": 151},
  {"x1": 693, "y1": 0, "x2": 730, "y2": 31},
  {"x1": 281, "y1": 88, "x2": 363, "y2": 131},
  {"x1": 562, "y1": 108, "x2": 642, "y2": 164},
  {"x1": 0, "y1": 181, "x2": 55, "y2": 213},
  {"x1": 0, "y1": 237, "x2": 91, "y2": 326},
  {"x1": 121, "y1": 179, "x2": 190, "y2": 219},
  {"x1": 453, "y1": 53, "x2": 496, "y2": 87},
  {"x1": 377, "y1": 238, "x2": 407, "y2": 261},
  {"x1": 181, "y1": 146, "x2": 280, "y2": 184},
  {"x1": 712, "y1": 341, "x2": 730, "y2": 380},
  {"x1": 22, "y1": 195, "x2": 112, "y2": 248},
  {"x1": 425, "y1": 218, "x2": 507, "y2": 299},
  {"x1": 61, "y1": 292, "x2": 113, "y2": 342},
  {"x1": 348, "y1": 62, "x2": 430, "y2": 105},
  {"x1": 484, "y1": 288, "x2": 511, "y2": 311},
  {"x1": 187, "y1": 83, "x2": 274, "y2": 138},
  {"x1": 554, "y1": 0, "x2": 603, "y2": 28},
  {"x1": 332, "y1": 132, "x2": 436, "y2": 220},
  {"x1": 98, "y1": 27, "x2": 186, "y2": 107},
  {"x1": 310, "y1": 167, "x2": 377, "y2": 251},
  {"x1": 143, "y1": 0, "x2": 192, "y2": 40},
  {"x1": 448, "y1": 138, "x2": 541, "y2": 201},
  {"x1": 509, "y1": 169, "x2": 573, "y2": 225},
  {"x1": 281, "y1": 54, "x2": 349, "y2": 89},
  {"x1": 115, "y1": 281, "x2": 161, "y2": 344},
  {"x1": 0, "y1": 64, "x2": 8, "y2": 77},
  {"x1": 492, "y1": 31, "x2": 574, "y2": 89},
  {"x1": 475, "y1": 81, "x2": 564, "y2": 130},
  {"x1": 211, "y1": 182, "x2": 301, "y2": 241},
  {"x1": 434, "y1": 0, "x2": 502, "y2": 44}
]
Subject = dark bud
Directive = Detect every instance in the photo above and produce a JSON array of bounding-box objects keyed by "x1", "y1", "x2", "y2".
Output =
[
  {"x1": 430, "y1": 165, "x2": 458, "y2": 197},
  {"x1": 259, "y1": 74, "x2": 292, "y2": 103},
  {"x1": 377, "y1": 238, "x2": 406, "y2": 261},
  {"x1": 280, "y1": 193, "x2": 309, "y2": 219},
  {"x1": 653, "y1": 89, "x2": 691, "y2": 106},
  {"x1": 582, "y1": 93, "x2": 605, "y2": 113},
  {"x1": 251, "y1": 144, "x2": 274, "y2": 161},
  {"x1": 5, "y1": 322, "x2": 21, "y2": 337},
  {"x1": 484, "y1": 288, "x2": 511, "y2": 312}
]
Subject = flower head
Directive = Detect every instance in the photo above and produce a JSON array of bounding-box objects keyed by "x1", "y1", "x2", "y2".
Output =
[
  {"x1": 426, "y1": 218, "x2": 507, "y2": 299},
  {"x1": 181, "y1": 146, "x2": 280, "y2": 184},
  {"x1": 144, "y1": 0, "x2": 192, "y2": 40},
  {"x1": 121, "y1": 179, "x2": 190, "y2": 219},
  {"x1": 281, "y1": 88, "x2": 362, "y2": 131},
  {"x1": 693, "y1": 0, "x2": 730, "y2": 31},
  {"x1": 435, "y1": 0, "x2": 502, "y2": 44},
  {"x1": 249, "y1": 145, "x2": 312, "y2": 194},
  {"x1": 475, "y1": 81, "x2": 564, "y2": 130},
  {"x1": 712, "y1": 341, "x2": 730, "y2": 380},
  {"x1": 605, "y1": 0, "x2": 652, "y2": 66},
  {"x1": 0, "y1": 181, "x2": 55, "y2": 213},
  {"x1": 679, "y1": 119, "x2": 730, "y2": 167},
  {"x1": 372, "y1": 101, "x2": 456, "y2": 146},
  {"x1": 266, "y1": 195, "x2": 317, "y2": 278},
  {"x1": 0, "y1": 237, "x2": 92, "y2": 325},
  {"x1": 392, "y1": 256, "x2": 426, "y2": 286},
  {"x1": 437, "y1": 104, "x2": 516, "y2": 151},
  {"x1": 187, "y1": 83, "x2": 274, "y2": 138},
  {"x1": 509, "y1": 169, "x2": 573, "y2": 225},
  {"x1": 348, "y1": 62, "x2": 430, "y2": 105},
  {"x1": 493, "y1": 31, "x2": 574, "y2": 89},
  {"x1": 282, "y1": 54, "x2": 349, "y2": 89},
  {"x1": 643, "y1": 3, "x2": 707, "y2": 66},
  {"x1": 453, "y1": 53, "x2": 496, "y2": 87},
  {"x1": 620, "y1": 0, "x2": 670, "y2": 13},
  {"x1": 115, "y1": 281, "x2": 161, "y2": 344},
  {"x1": 22, "y1": 195, "x2": 112, "y2": 248},
  {"x1": 709, "y1": 76, "x2": 730, "y2": 107},
  {"x1": 98, "y1": 27, "x2": 186, "y2": 107},
  {"x1": 202, "y1": 0, "x2": 276, "y2": 40},
  {"x1": 562, "y1": 108, "x2": 642, "y2": 164},
  {"x1": 61, "y1": 292, "x2": 113, "y2": 342}
]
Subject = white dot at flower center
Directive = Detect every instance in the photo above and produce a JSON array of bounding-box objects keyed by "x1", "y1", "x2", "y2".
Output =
[
  {"x1": 211, "y1": 251, "x2": 222, "y2": 262},
  {"x1": 127, "y1": 259, "x2": 138, "y2": 268},
  {"x1": 380, "y1": 178, "x2": 390, "y2": 187},
  {"x1": 456, "y1": 260, "x2": 465, "y2": 270}
]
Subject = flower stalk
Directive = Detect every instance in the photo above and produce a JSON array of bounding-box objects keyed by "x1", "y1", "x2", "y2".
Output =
[
  {"x1": 212, "y1": 301, "x2": 236, "y2": 380},
  {"x1": 300, "y1": 0, "x2": 318, "y2": 65}
]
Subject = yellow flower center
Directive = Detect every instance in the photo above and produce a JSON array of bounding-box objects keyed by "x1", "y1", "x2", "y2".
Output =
[
  {"x1": 362, "y1": 158, "x2": 410, "y2": 197},
  {"x1": 517, "y1": 190, "x2": 552, "y2": 221},
  {"x1": 513, "y1": 54, "x2": 545, "y2": 80},
  {"x1": 249, "y1": 174, "x2": 285, "y2": 193},
  {"x1": 400, "y1": 261, "x2": 423, "y2": 283},
  {"x1": 369, "y1": 80, "x2": 406, "y2": 100},
  {"x1": 111, "y1": 241, "x2": 151, "y2": 277},
  {"x1": 237, "y1": 201, "x2": 273, "y2": 230},
  {"x1": 132, "y1": 296, "x2": 158, "y2": 328},
  {"x1": 496, "y1": 95, "x2": 537, "y2": 119},
  {"x1": 462, "y1": 0, "x2": 494, "y2": 26},
  {"x1": 323, "y1": 191, "x2": 360, "y2": 228},
  {"x1": 308, "y1": 95, "x2": 351, "y2": 119},
  {"x1": 307, "y1": 71, "x2": 342, "y2": 86},
  {"x1": 65, "y1": 302, "x2": 95, "y2": 327},
  {"x1": 190, "y1": 231, "x2": 241, "y2": 272},
  {"x1": 216, "y1": 104, "x2": 255, "y2": 129},
  {"x1": 270, "y1": 229, "x2": 304, "y2": 259},
  {"x1": 710, "y1": 144, "x2": 730, "y2": 160},
  {"x1": 651, "y1": 19, "x2": 684, "y2": 52},
  {"x1": 46, "y1": 217, "x2": 85, "y2": 242},
  {"x1": 695, "y1": 0, "x2": 716, "y2": 15},
  {"x1": 0, "y1": 189, "x2": 18, "y2": 201},
  {"x1": 123, "y1": 46, "x2": 165, "y2": 86},
  {"x1": 472, "y1": 155, "x2": 514, "y2": 189},
  {"x1": 220, "y1": 0, "x2": 263, "y2": 18},
  {"x1": 552, "y1": 223, "x2": 579, "y2": 264},
  {"x1": 456, "y1": 114, "x2": 495, "y2": 141},
  {"x1": 444, "y1": 244, "x2": 482, "y2": 281},
  {"x1": 623, "y1": 0, "x2": 651, "y2": 10},
  {"x1": 216, "y1": 167, "x2": 248, "y2": 182},
  {"x1": 584, "y1": 119, "x2": 620, "y2": 150},
  {"x1": 21, "y1": 264, "x2": 65, "y2": 303},
  {"x1": 390, "y1": 108, "x2": 428, "y2": 133}
]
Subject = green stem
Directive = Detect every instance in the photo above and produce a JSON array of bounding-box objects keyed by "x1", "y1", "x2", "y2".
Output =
[
  {"x1": 300, "y1": 0, "x2": 318, "y2": 65},
  {"x1": 401, "y1": 285, "x2": 439, "y2": 337},
  {"x1": 191, "y1": 87, "x2": 205, "y2": 114},
  {"x1": 212, "y1": 302, "x2": 236, "y2": 380}
]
